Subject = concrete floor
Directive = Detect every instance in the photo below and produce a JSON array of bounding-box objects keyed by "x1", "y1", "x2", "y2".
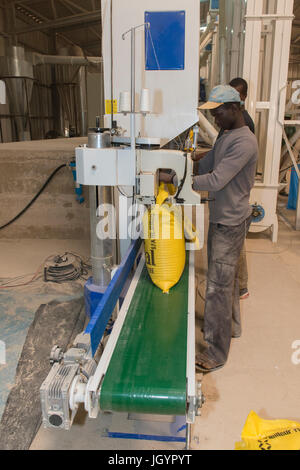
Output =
[{"x1": 1, "y1": 199, "x2": 300, "y2": 450}]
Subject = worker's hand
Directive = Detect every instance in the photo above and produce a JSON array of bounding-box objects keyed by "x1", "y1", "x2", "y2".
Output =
[
  {"x1": 191, "y1": 150, "x2": 209, "y2": 162},
  {"x1": 159, "y1": 170, "x2": 174, "y2": 184}
]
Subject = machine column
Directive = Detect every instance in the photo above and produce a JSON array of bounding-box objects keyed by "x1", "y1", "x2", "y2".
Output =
[{"x1": 88, "y1": 128, "x2": 117, "y2": 288}]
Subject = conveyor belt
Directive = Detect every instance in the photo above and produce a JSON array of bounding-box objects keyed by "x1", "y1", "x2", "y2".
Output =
[{"x1": 99, "y1": 255, "x2": 189, "y2": 416}]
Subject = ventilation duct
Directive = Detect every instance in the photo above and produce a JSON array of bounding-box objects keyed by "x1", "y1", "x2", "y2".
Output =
[{"x1": 0, "y1": 46, "x2": 34, "y2": 141}]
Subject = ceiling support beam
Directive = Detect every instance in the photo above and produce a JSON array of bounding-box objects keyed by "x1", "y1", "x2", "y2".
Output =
[{"x1": 3, "y1": 10, "x2": 101, "y2": 35}]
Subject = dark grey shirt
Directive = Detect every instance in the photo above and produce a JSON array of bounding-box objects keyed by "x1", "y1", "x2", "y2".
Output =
[{"x1": 193, "y1": 126, "x2": 258, "y2": 226}]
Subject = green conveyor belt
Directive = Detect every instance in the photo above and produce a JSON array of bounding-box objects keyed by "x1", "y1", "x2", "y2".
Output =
[{"x1": 99, "y1": 255, "x2": 189, "y2": 416}]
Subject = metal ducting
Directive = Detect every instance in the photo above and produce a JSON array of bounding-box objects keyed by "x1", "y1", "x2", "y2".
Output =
[
  {"x1": 0, "y1": 45, "x2": 102, "y2": 141},
  {"x1": 33, "y1": 50, "x2": 102, "y2": 138},
  {"x1": 0, "y1": 46, "x2": 34, "y2": 141}
]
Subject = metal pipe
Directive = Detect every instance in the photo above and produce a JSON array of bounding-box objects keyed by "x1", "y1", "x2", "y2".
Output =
[
  {"x1": 77, "y1": 66, "x2": 88, "y2": 136},
  {"x1": 210, "y1": 20, "x2": 219, "y2": 89},
  {"x1": 281, "y1": 127, "x2": 300, "y2": 160},
  {"x1": 199, "y1": 32, "x2": 213, "y2": 53},
  {"x1": 199, "y1": 15, "x2": 216, "y2": 51},
  {"x1": 219, "y1": 0, "x2": 227, "y2": 84},
  {"x1": 130, "y1": 27, "x2": 136, "y2": 153},
  {"x1": 32, "y1": 53, "x2": 102, "y2": 66},
  {"x1": 88, "y1": 131, "x2": 117, "y2": 288},
  {"x1": 89, "y1": 186, "x2": 116, "y2": 287},
  {"x1": 198, "y1": 110, "x2": 218, "y2": 145}
]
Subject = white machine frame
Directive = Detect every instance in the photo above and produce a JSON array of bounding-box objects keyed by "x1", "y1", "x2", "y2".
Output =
[{"x1": 243, "y1": 0, "x2": 294, "y2": 242}]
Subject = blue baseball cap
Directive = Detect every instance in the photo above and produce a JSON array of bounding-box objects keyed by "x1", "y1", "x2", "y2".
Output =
[{"x1": 199, "y1": 85, "x2": 242, "y2": 110}]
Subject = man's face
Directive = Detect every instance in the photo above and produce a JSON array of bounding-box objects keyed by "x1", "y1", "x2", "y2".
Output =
[{"x1": 210, "y1": 104, "x2": 237, "y2": 130}]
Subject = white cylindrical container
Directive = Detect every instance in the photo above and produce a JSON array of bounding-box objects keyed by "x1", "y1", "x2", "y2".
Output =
[
  {"x1": 140, "y1": 88, "x2": 150, "y2": 114},
  {"x1": 119, "y1": 91, "x2": 131, "y2": 113}
]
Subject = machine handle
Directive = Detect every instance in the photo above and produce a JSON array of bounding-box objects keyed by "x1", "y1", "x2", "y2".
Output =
[{"x1": 201, "y1": 198, "x2": 215, "y2": 203}]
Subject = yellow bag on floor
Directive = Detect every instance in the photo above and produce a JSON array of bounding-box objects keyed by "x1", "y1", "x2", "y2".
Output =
[
  {"x1": 235, "y1": 411, "x2": 300, "y2": 450},
  {"x1": 143, "y1": 183, "x2": 185, "y2": 294}
]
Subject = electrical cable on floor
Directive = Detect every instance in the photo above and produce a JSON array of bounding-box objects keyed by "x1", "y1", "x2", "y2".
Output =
[
  {"x1": 0, "y1": 163, "x2": 68, "y2": 231},
  {"x1": 0, "y1": 273, "x2": 42, "y2": 287},
  {"x1": 44, "y1": 252, "x2": 90, "y2": 283},
  {"x1": 0, "y1": 254, "x2": 56, "y2": 289},
  {"x1": 0, "y1": 251, "x2": 91, "y2": 289}
]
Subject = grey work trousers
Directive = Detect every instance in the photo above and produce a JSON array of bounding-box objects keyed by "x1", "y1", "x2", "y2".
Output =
[
  {"x1": 203, "y1": 215, "x2": 252, "y2": 365},
  {"x1": 238, "y1": 243, "x2": 248, "y2": 293}
]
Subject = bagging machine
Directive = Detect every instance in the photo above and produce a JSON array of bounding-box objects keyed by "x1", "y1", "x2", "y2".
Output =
[{"x1": 40, "y1": 0, "x2": 206, "y2": 448}]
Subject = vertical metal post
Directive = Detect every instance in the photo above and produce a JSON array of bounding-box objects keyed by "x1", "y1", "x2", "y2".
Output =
[
  {"x1": 243, "y1": 0, "x2": 294, "y2": 242},
  {"x1": 130, "y1": 27, "x2": 136, "y2": 153},
  {"x1": 185, "y1": 423, "x2": 191, "y2": 450},
  {"x1": 78, "y1": 65, "x2": 88, "y2": 136},
  {"x1": 269, "y1": 1, "x2": 294, "y2": 187},
  {"x1": 89, "y1": 132, "x2": 117, "y2": 288},
  {"x1": 230, "y1": 0, "x2": 243, "y2": 79},
  {"x1": 89, "y1": 185, "x2": 116, "y2": 287},
  {"x1": 219, "y1": 0, "x2": 227, "y2": 84},
  {"x1": 243, "y1": 0, "x2": 263, "y2": 122},
  {"x1": 210, "y1": 21, "x2": 219, "y2": 89},
  {"x1": 238, "y1": 0, "x2": 246, "y2": 78}
]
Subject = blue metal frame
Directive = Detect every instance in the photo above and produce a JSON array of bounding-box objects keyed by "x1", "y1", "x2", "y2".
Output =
[
  {"x1": 104, "y1": 431, "x2": 186, "y2": 443},
  {"x1": 85, "y1": 238, "x2": 142, "y2": 356},
  {"x1": 84, "y1": 279, "x2": 105, "y2": 318}
]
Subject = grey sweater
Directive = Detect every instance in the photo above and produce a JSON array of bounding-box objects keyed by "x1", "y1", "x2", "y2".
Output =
[{"x1": 193, "y1": 126, "x2": 258, "y2": 226}]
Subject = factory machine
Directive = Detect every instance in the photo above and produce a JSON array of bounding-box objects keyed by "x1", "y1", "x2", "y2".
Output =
[{"x1": 40, "y1": 0, "x2": 205, "y2": 447}]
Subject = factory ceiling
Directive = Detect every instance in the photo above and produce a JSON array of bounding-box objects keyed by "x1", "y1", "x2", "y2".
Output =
[
  {"x1": 0, "y1": 0, "x2": 299, "y2": 61},
  {"x1": 0, "y1": 0, "x2": 102, "y2": 56}
]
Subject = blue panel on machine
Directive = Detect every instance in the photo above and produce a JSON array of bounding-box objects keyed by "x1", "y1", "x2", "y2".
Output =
[
  {"x1": 210, "y1": 0, "x2": 219, "y2": 10},
  {"x1": 145, "y1": 11, "x2": 185, "y2": 71}
]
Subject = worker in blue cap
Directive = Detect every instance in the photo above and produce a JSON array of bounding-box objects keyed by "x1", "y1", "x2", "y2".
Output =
[
  {"x1": 193, "y1": 84, "x2": 258, "y2": 372},
  {"x1": 195, "y1": 78, "x2": 255, "y2": 301}
]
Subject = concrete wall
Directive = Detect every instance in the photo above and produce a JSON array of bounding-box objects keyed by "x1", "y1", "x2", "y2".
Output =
[{"x1": 0, "y1": 137, "x2": 91, "y2": 239}]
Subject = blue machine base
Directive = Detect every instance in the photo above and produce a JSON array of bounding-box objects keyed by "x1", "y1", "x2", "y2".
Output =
[
  {"x1": 84, "y1": 278, "x2": 105, "y2": 318},
  {"x1": 85, "y1": 239, "x2": 142, "y2": 356}
]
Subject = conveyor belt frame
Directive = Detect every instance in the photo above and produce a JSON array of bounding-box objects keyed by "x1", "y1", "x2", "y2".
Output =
[{"x1": 86, "y1": 249, "x2": 199, "y2": 424}]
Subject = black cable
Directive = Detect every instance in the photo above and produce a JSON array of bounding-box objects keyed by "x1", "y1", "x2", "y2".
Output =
[
  {"x1": 175, "y1": 154, "x2": 188, "y2": 203},
  {"x1": 117, "y1": 186, "x2": 133, "y2": 198},
  {"x1": 44, "y1": 252, "x2": 87, "y2": 283},
  {"x1": 279, "y1": 161, "x2": 300, "y2": 174},
  {"x1": 44, "y1": 264, "x2": 83, "y2": 283},
  {"x1": 0, "y1": 163, "x2": 67, "y2": 230}
]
